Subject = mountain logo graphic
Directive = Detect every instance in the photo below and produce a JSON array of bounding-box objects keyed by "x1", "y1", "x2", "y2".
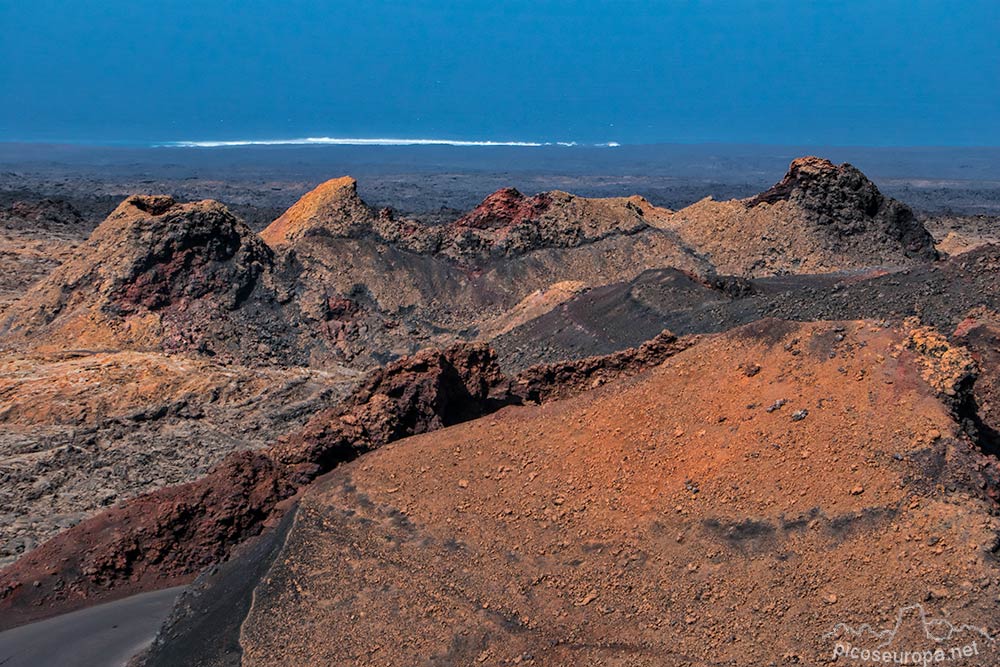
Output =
[{"x1": 823, "y1": 603, "x2": 996, "y2": 650}]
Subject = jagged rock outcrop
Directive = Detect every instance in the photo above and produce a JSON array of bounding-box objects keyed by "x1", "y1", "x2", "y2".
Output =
[
  {"x1": 260, "y1": 180, "x2": 672, "y2": 265},
  {"x1": 0, "y1": 195, "x2": 297, "y2": 363},
  {"x1": 426, "y1": 187, "x2": 667, "y2": 265},
  {"x1": 663, "y1": 156, "x2": 938, "y2": 276},
  {"x1": 750, "y1": 156, "x2": 936, "y2": 256}
]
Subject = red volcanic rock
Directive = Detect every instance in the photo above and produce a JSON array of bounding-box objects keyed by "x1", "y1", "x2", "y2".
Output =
[
  {"x1": 324, "y1": 295, "x2": 360, "y2": 320},
  {"x1": 452, "y1": 187, "x2": 553, "y2": 231},
  {"x1": 514, "y1": 329, "x2": 698, "y2": 402},
  {"x1": 0, "y1": 195, "x2": 298, "y2": 363},
  {"x1": 0, "y1": 342, "x2": 513, "y2": 627},
  {"x1": 0, "y1": 334, "x2": 695, "y2": 628},
  {"x1": 272, "y1": 342, "x2": 513, "y2": 474},
  {"x1": 106, "y1": 197, "x2": 272, "y2": 314}
]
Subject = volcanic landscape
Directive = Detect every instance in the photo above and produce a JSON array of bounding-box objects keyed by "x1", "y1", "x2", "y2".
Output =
[{"x1": 2, "y1": 154, "x2": 1000, "y2": 665}]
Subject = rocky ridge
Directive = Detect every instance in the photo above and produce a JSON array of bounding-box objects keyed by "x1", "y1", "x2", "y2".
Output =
[
  {"x1": 211, "y1": 320, "x2": 1000, "y2": 666},
  {"x1": 0, "y1": 332, "x2": 692, "y2": 628},
  {"x1": 259, "y1": 177, "x2": 708, "y2": 367},
  {"x1": 0, "y1": 157, "x2": 995, "y2": 665},
  {"x1": 261, "y1": 178, "x2": 671, "y2": 265}
]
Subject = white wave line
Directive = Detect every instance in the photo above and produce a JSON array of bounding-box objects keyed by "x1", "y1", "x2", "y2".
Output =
[{"x1": 155, "y1": 137, "x2": 621, "y2": 148}]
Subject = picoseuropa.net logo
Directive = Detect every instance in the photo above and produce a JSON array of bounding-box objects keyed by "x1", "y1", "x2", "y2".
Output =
[{"x1": 823, "y1": 603, "x2": 996, "y2": 665}]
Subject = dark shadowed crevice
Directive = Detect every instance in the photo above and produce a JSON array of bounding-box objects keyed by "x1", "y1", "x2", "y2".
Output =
[{"x1": 953, "y1": 373, "x2": 1000, "y2": 459}]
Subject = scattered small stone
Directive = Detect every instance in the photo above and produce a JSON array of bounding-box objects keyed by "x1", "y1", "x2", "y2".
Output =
[
  {"x1": 790, "y1": 409, "x2": 808, "y2": 422},
  {"x1": 850, "y1": 484, "x2": 865, "y2": 495},
  {"x1": 458, "y1": 479, "x2": 469, "y2": 489},
  {"x1": 766, "y1": 399, "x2": 787, "y2": 413}
]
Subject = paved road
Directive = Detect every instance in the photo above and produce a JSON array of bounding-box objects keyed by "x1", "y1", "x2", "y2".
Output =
[{"x1": 0, "y1": 586, "x2": 184, "y2": 667}]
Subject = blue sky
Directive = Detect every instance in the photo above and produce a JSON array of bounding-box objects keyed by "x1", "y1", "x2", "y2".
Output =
[{"x1": 1, "y1": 0, "x2": 997, "y2": 145}]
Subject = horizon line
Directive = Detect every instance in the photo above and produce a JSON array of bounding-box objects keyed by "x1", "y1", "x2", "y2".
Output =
[
  {"x1": 156, "y1": 137, "x2": 622, "y2": 148},
  {"x1": 1, "y1": 139, "x2": 999, "y2": 151}
]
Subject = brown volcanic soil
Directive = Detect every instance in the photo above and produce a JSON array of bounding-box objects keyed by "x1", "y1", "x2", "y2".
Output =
[
  {"x1": 0, "y1": 333, "x2": 693, "y2": 630},
  {"x1": 0, "y1": 350, "x2": 357, "y2": 566},
  {"x1": 237, "y1": 320, "x2": 1000, "y2": 666},
  {"x1": 0, "y1": 200, "x2": 89, "y2": 317},
  {"x1": 2, "y1": 156, "x2": 1000, "y2": 662}
]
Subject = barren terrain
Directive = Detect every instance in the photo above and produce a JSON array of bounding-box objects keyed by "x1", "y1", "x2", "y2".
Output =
[{"x1": 0, "y1": 150, "x2": 999, "y2": 665}]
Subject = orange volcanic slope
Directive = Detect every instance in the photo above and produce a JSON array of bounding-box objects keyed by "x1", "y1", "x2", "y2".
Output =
[
  {"x1": 239, "y1": 320, "x2": 1000, "y2": 666},
  {"x1": 260, "y1": 176, "x2": 372, "y2": 247}
]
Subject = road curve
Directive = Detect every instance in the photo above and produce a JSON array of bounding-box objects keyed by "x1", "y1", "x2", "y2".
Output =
[{"x1": 0, "y1": 586, "x2": 184, "y2": 667}]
